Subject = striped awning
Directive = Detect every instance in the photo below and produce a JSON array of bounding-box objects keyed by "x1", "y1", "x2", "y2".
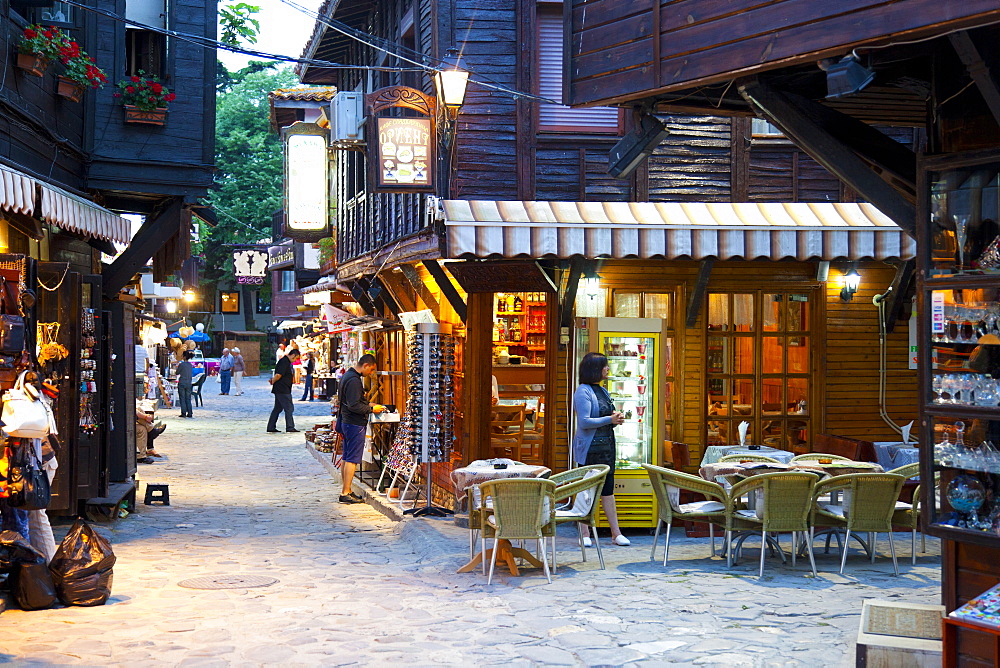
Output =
[
  {"x1": 0, "y1": 166, "x2": 35, "y2": 216},
  {"x1": 39, "y1": 184, "x2": 130, "y2": 244},
  {"x1": 436, "y1": 199, "x2": 915, "y2": 261}
]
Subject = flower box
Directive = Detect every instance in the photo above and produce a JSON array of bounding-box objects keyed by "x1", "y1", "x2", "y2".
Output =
[
  {"x1": 123, "y1": 105, "x2": 167, "y2": 126},
  {"x1": 16, "y1": 52, "x2": 49, "y2": 77},
  {"x1": 56, "y1": 75, "x2": 84, "y2": 102}
]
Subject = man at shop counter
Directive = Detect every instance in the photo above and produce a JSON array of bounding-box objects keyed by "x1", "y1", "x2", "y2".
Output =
[
  {"x1": 336, "y1": 354, "x2": 385, "y2": 504},
  {"x1": 267, "y1": 348, "x2": 301, "y2": 433}
]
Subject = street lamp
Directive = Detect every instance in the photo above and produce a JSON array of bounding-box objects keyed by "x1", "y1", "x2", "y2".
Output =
[
  {"x1": 435, "y1": 50, "x2": 469, "y2": 118},
  {"x1": 165, "y1": 299, "x2": 179, "y2": 314},
  {"x1": 184, "y1": 290, "x2": 196, "y2": 303}
]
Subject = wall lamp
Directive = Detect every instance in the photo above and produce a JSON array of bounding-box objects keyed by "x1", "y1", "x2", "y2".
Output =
[
  {"x1": 840, "y1": 268, "x2": 862, "y2": 302},
  {"x1": 823, "y1": 53, "x2": 875, "y2": 99},
  {"x1": 434, "y1": 50, "x2": 469, "y2": 117}
]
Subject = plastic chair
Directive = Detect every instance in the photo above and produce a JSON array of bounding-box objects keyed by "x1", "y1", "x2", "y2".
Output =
[
  {"x1": 725, "y1": 471, "x2": 820, "y2": 576},
  {"x1": 644, "y1": 464, "x2": 728, "y2": 565},
  {"x1": 550, "y1": 464, "x2": 610, "y2": 569},
  {"x1": 719, "y1": 454, "x2": 780, "y2": 463},
  {"x1": 812, "y1": 473, "x2": 906, "y2": 575},
  {"x1": 479, "y1": 478, "x2": 556, "y2": 584},
  {"x1": 190, "y1": 373, "x2": 208, "y2": 407},
  {"x1": 790, "y1": 453, "x2": 851, "y2": 462}
]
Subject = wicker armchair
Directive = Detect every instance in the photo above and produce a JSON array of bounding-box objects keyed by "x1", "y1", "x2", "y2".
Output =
[
  {"x1": 644, "y1": 464, "x2": 728, "y2": 565},
  {"x1": 887, "y1": 463, "x2": 923, "y2": 564},
  {"x1": 718, "y1": 454, "x2": 781, "y2": 463},
  {"x1": 725, "y1": 471, "x2": 820, "y2": 576},
  {"x1": 479, "y1": 478, "x2": 556, "y2": 584},
  {"x1": 812, "y1": 473, "x2": 906, "y2": 575},
  {"x1": 790, "y1": 453, "x2": 852, "y2": 462},
  {"x1": 551, "y1": 464, "x2": 610, "y2": 569}
]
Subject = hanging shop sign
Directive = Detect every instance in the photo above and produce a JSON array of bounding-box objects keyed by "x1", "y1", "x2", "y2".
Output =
[
  {"x1": 233, "y1": 249, "x2": 269, "y2": 285},
  {"x1": 282, "y1": 122, "x2": 330, "y2": 242},
  {"x1": 268, "y1": 245, "x2": 295, "y2": 271},
  {"x1": 367, "y1": 86, "x2": 436, "y2": 194}
]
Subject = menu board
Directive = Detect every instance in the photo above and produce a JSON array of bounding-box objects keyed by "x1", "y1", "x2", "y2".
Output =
[{"x1": 374, "y1": 116, "x2": 434, "y2": 192}]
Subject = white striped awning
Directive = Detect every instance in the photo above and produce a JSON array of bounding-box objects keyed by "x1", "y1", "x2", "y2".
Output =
[
  {"x1": 39, "y1": 184, "x2": 130, "y2": 244},
  {"x1": 0, "y1": 165, "x2": 35, "y2": 215},
  {"x1": 436, "y1": 199, "x2": 915, "y2": 262}
]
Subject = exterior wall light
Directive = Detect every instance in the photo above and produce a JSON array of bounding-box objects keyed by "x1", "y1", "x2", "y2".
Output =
[
  {"x1": 435, "y1": 51, "x2": 469, "y2": 113},
  {"x1": 184, "y1": 289, "x2": 196, "y2": 303},
  {"x1": 165, "y1": 300, "x2": 179, "y2": 314},
  {"x1": 840, "y1": 268, "x2": 861, "y2": 302}
]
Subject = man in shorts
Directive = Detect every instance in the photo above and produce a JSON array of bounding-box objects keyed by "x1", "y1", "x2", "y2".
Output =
[{"x1": 336, "y1": 354, "x2": 385, "y2": 504}]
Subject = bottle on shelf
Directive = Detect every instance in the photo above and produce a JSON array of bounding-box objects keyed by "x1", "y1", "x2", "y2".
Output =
[{"x1": 513, "y1": 295, "x2": 523, "y2": 312}]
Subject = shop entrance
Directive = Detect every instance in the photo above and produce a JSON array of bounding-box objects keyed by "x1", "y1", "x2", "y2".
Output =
[{"x1": 706, "y1": 290, "x2": 815, "y2": 451}]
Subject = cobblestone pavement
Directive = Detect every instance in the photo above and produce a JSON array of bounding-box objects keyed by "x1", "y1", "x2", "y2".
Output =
[{"x1": 1, "y1": 376, "x2": 942, "y2": 667}]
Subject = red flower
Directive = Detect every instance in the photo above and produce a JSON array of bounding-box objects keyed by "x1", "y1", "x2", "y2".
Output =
[
  {"x1": 131, "y1": 75, "x2": 140, "y2": 83},
  {"x1": 151, "y1": 82, "x2": 163, "y2": 94},
  {"x1": 113, "y1": 93, "x2": 121, "y2": 98},
  {"x1": 164, "y1": 93, "x2": 176, "y2": 102},
  {"x1": 23, "y1": 29, "x2": 36, "y2": 39},
  {"x1": 126, "y1": 86, "x2": 135, "y2": 94},
  {"x1": 148, "y1": 95, "x2": 156, "y2": 102},
  {"x1": 43, "y1": 30, "x2": 53, "y2": 39}
]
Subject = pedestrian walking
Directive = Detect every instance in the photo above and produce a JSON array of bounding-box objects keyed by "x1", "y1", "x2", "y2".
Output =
[
  {"x1": 335, "y1": 353, "x2": 385, "y2": 504},
  {"x1": 300, "y1": 352, "x2": 315, "y2": 401},
  {"x1": 177, "y1": 350, "x2": 195, "y2": 418},
  {"x1": 573, "y1": 352, "x2": 630, "y2": 546},
  {"x1": 232, "y1": 347, "x2": 245, "y2": 396},
  {"x1": 219, "y1": 347, "x2": 234, "y2": 395},
  {"x1": 267, "y1": 348, "x2": 300, "y2": 433}
]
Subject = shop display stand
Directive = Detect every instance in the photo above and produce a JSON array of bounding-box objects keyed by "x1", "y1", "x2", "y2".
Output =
[{"x1": 403, "y1": 323, "x2": 454, "y2": 518}]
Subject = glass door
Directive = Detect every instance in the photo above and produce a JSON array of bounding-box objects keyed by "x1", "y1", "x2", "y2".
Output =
[{"x1": 601, "y1": 333, "x2": 656, "y2": 470}]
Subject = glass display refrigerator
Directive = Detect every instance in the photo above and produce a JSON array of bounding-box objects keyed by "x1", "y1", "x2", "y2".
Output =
[{"x1": 575, "y1": 317, "x2": 663, "y2": 528}]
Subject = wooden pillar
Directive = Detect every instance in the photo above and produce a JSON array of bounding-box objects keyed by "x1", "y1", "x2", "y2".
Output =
[{"x1": 464, "y1": 292, "x2": 492, "y2": 464}]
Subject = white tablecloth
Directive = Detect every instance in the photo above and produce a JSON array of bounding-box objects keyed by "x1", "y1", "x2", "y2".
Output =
[
  {"x1": 451, "y1": 459, "x2": 551, "y2": 502},
  {"x1": 874, "y1": 442, "x2": 920, "y2": 473},
  {"x1": 700, "y1": 445, "x2": 795, "y2": 466}
]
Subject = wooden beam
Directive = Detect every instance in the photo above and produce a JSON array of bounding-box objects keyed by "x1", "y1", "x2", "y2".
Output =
[
  {"x1": 370, "y1": 276, "x2": 401, "y2": 317},
  {"x1": 739, "y1": 79, "x2": 916, "y2": 238},
  {"x1": 399, "y1": 263, "x2": 439, "y2": 313},
  {"x1": 686, "y1": 258, "x2": 715, "y2": 328},
  {"x1": 350, "y1": 281, "x2": 378, "y2": 316},
  {"x1": 882, "y1": 259, "x2": 916, "y2": 335},
  {"x1": 949, "y1": 30, "x2": 1000, "y2": 129},
  {"x1": 378, "y1": 271, "x2": 416, "y2": 313},
  {"x1": 422, "y1": 260, "x2": 467, "y2": 323},
  {"x1": 102, "y1": 198, "x2": 184, "y2": 298},
  {"x1": 561, "y1": 257, "x2": 585, "y2": 329}
]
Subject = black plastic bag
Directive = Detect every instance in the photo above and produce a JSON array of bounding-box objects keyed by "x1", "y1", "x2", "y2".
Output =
[
  {"x1": 0, "y1": 529, "x2": 42, "y2": 572},
  {"x1": 49, "y1": 520, "x2": 115, "y2": 606},
  {"x1": 11, "y1": 562, "x2": 57, "y2": 610},
  {"x1": 6, "y1": 443, "x2": 51, "y2": 511}
]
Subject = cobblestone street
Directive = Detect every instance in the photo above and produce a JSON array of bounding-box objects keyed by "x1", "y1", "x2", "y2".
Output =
[{"x1": 1, "y1": 376, "x2": 942, "y2": 667}]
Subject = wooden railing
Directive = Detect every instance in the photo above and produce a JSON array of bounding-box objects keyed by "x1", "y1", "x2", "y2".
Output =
[{"x1": 336, "y1": 191, "x2": 428, "y2": 264}]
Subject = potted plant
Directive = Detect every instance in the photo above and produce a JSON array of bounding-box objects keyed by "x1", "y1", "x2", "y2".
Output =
[
  {"x1": 114, "y1": 70, "x2": 176, "y2": 125},
  {"x1": 56, "y1": 41, "x2": 106, "y2": 102},
  {"x1": 16, "y1": 24, "x2": 67, "y2": 77}
]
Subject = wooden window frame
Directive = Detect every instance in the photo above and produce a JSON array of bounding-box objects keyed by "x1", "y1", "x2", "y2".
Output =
[{"x1": 220, "y1": 291, "x2": 240, "y2": 314}]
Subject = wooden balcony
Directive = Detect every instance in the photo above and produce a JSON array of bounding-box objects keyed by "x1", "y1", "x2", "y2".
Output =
[{"x1": 566, "y1": 0, "x2": 1000, "y2": 109}]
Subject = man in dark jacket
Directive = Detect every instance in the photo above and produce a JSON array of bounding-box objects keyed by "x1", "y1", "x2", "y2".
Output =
[
  {"x1": 336, "y1": 353, "x2": 384, "y2": 504},
  {"x1": 267, "y1": 348, "x2": 301, "y2": 433}
]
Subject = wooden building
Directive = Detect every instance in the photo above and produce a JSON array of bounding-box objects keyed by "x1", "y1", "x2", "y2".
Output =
[
  {"x1": 563, "y1": 1, "x2": 1000, "y2": 662},
  {"x1": 0, "y1": 0, "x2": 217, "y2": 514},
  {"x1": 297, "y1": 0, "x2": 921, "y2": 515}
]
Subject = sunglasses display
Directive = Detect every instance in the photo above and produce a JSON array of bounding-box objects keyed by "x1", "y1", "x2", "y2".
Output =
[{"x1": 406, "y1": 329, "x2": 456, "y2": 462}]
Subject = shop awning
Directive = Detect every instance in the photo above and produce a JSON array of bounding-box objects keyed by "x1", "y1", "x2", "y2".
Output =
[
  {"x1": 219, "y1": 330, "x2": 269, "y2": 337},
  {"x1": 40, "y1": 183, "x2": 131, "y2": 244},
  {"x1": 0, "y1": 166, "x2": 35, "y2": 215},
  {"x1": 435, "y1": 199, "x2": 916, "y2": 262}
]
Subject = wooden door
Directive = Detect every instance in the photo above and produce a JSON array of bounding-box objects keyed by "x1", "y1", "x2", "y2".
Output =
[{"x1": 107, "y1": 301, "x2": 136, "y2": 481}]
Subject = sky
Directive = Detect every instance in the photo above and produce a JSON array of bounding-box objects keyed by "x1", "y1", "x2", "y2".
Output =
[{"x1": 217, "y1": 0, "x2": 325, "y2": 72}]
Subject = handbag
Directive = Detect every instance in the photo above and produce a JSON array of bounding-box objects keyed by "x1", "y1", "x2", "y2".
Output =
[
  {"x1": 1, "y1": 371, "x2": 51, "y2": 438},
  {"x1": 0, "y1": 281, "x2": 24, "y2": 355},
  {"x1": 6, "y1": 442, "x2": 50, "y2": 510}
]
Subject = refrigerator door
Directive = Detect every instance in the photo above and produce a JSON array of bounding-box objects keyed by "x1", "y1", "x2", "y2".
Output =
[{"x1": 600, "y1": 332, "x2": 657, "y2": 470}]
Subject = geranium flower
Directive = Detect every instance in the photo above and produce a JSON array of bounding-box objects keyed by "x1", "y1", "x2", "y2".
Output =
[
  {"x1": 131, "y1": 75, "x2": 140, "y2": 83},
  {"x1": 126, "y1": 86, "x2": 135, "y2": 93},
  {"x1": 23, "y1": 29, "x2": 36, "y2": 39},
  {"x1": 164, "y1": 93, "x2": 176, "y2": 102}
]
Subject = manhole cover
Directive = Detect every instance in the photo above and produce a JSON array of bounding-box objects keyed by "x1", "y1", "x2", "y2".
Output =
[{"x1": 178, "y1": 575, "x2": 279, "y2": 590}]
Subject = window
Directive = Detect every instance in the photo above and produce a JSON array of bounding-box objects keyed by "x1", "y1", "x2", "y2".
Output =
[
  {"x1": 280, "y1": 271, "x2": 296, "y2": 293},
  {"x1": 537, "y1": 6, "x2": 619, "y2": 132},
  {"x1": 126, "y1": 29, "x2": 166, "y2": 79},
  {"x1": 220, "y1": 292, "x2": 240, "y2": 313},
  {"x1": 706, "y1": 291, "x2": 814, "y2": 450},
  {"x1": 255, "y1": 292, "x2": 271, "y2": 314},
  {"x1": 752, "y1": 118, "x2": 784, "y2": 137}
]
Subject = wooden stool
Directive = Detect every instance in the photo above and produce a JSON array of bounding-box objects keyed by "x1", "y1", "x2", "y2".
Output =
[{"x1": 144, "y1": 483, "x2": 170, "y2": 506}]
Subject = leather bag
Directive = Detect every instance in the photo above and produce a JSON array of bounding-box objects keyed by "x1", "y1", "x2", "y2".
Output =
[
  {"x1": 1, "y1": 371, "x2": 51, "y2": 439},
  {"x1": 6, "y1": 443, "x2": 50, "y2": 510}
]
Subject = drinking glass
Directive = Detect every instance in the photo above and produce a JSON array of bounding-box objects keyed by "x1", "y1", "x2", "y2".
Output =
[
  {"x1": 637, "y1": 384, "x2": 647, "y2": 395},
  {"x1": 636, "y1": 405, "x2": 646, "y2": 422},
  {"x1": 955, "y1": 214, "x2": 970, "y2": 274}
]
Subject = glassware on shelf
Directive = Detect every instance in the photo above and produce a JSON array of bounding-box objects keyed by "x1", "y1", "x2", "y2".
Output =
[
  {"x1": 955, "y1": 214, "x2": 970, "y2": 274},
  {"x1": 946, "y1": 474, "x2": 986, "y2": 518},
  {"x1": 637, "y1": 384, "x2": 647, "y2": 395},
  {"x1": 636, "y1": 404, "x2": 646, "y2": 422}
]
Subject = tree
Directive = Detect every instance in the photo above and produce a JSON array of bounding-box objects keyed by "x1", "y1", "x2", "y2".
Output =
[{"x1": 200, "y1": 63, "x2": 298, "y2": 328}]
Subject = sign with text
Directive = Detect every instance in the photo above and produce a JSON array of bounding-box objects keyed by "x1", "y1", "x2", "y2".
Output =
[
  {"x1": 268, "y1": 245, "x2": 295, "y2": 271},
  {"x1": 374, "y1": 117, "x2": 434, "y2": 192},
  {"x1": 233, "y1": 249, "x2": 268, "y2": 285},
  {"x1": 282, "y1": 122, "x2": 330, "y2": 242}
]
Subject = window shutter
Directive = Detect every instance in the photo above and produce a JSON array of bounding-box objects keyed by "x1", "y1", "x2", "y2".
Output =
[{"x1": 538, "y1": 11, "x2": 619, "y2": 131}]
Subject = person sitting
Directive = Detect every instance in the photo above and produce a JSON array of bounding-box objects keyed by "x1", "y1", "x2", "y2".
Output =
[{"x1": 136, "y1": 409, "x2": 166, "y2": 464}]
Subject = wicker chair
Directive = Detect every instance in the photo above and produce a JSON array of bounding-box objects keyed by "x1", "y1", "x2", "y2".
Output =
[
  {"x1": 724, "y1": 471, "x2": 820, "y2": 576},
  {"x1": 490, "y1": 404, "x2": 527, "y2": 461},
  {"x1": 812, "y1": 473, "x2": 906, "y2": 575},
  {"x1": 644, "y1": 464, "x2": 728, "y2": 565},
  {"x1": 887, "y1": 462, "x2": 922, "y2": 564},
  {"x1": 790, "y1": 453, "x2": 852, "y2": 462},
  {"x1": 479, "y1": 478, "x2": 556, "y2": 584},
  {"x1": 550, "y1": 464, "x2": 610, "y2": 569},
  {"x1": 718, "y1": 454, "x2": 781, "y2": 463}
]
